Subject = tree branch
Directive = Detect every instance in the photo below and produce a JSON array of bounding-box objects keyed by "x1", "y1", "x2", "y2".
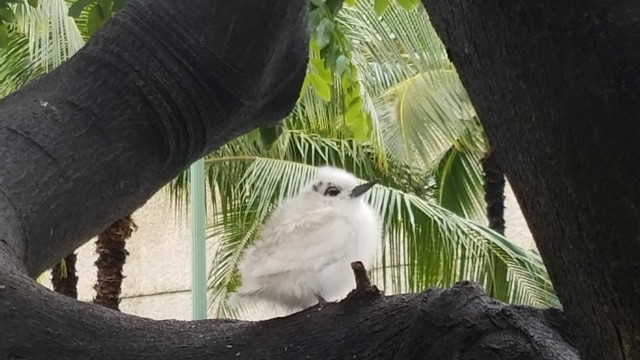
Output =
[
  {"x1": 0, "y1": 0, "x2": 309, "y2": 276},
  {"x1": 1, "y1": 266, "x2": 578, "y2": 359}
]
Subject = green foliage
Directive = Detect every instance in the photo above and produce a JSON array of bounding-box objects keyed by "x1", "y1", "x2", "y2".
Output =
[
  {"x1": 0, "y1": 0, "x2": 559, "y2": 317},
  {"x1": 169, "y1": 0, "x2": 559, "y2": 317},
  {"x1": 0, "y1": 0, "x2": 84, "y2": 96},
  {"x1": 68, "y1": 0, "x2": 127, "y2": 36},
  {"x1": 0, "y1": 0, "x2": 20, "y2": 49},
  {"x1": 0, "y1": 23, "x2": 8, "y2": 47}
]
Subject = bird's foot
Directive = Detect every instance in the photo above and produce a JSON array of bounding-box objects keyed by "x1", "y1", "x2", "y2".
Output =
[{"x1": 315, "y1": 294, "x2": 328, "y2": 305}]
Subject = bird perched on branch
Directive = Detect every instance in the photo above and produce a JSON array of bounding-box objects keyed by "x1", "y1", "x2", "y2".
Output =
[{"x1": 229, "y1": 166, "x2": 381, "y2": 313}]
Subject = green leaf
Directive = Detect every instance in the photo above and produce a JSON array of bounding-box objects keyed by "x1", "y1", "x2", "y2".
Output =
[
  {"x1": 314, "y1": 18, "x2": 334, "y2": 48},
  {"x1": 320, "y1": 40, "x2": 341, "y2": 69},
  {"x1": 396, "y1": 0, "x2": 418, "y2": 11},
  {"x1": 0, "y1": 24, "x2": 8, "y2": 48},
  {"x1": 246, "y1": 128, "x2": 261, "y2": 144},
  {"x1": 308, "y1": 73, "x2": 331, "y2": 101},
  {"x1": 351, "y1": 114, "x2": 370, "y2": 142},
  {"x1": 309, "y1": 58, "x2": 332, "y2": 82},
  {"x1": 344, "y1": 0, "x2": 355, "y2": 5},
  {"x1": 345, "y1": 96, "x2": 363, "y2": 122},
  {"x1": 433, "y1": 137, "x2": 486, "y2": 220},
  {"x1": 27, "y1": 0, "x2": 38, "y2": 8},
  {"x1": 374, "y1": 0, "x2": 389, "y2": 15},
  {"x1": 68, "y1": 0, "x2": 95, "y2": 18},
  {"x1": 0, "y1": 7, "x2": 15, "y2": 23},
  {"x1": 87, "y1": 4, "x2": 105, "y2": 36},
  {"x1": 325, "y1": 0, "x2": 344, "y2": 14},
  {"x1": 335, "y1": 54, "x2": 350, "y2": 77}
]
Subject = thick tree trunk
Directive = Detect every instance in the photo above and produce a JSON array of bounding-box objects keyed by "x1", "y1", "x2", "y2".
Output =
[
  {"x1": 423, "y1": 1, "x2": 640, "y2": 359},
  {"x1": 94, "y1": 216, "x2": 136, "y2": 310},
  {"x1": 51, "y1": 253, "x2": 79, "y2": 299}
]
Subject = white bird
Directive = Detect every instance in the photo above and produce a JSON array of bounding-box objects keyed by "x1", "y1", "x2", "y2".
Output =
[{"x1": 229, "y1": 166, "x2": 381, "y2": 313}]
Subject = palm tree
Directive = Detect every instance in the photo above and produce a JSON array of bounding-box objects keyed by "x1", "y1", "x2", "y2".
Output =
[
  {"x1": 482, "y1": 149, "x2": 506, "y2": 235},
  {"x1": 2, "y1": 0, "x2": 557, "y2": 319},
  {"x1": 94, "y1": 215, "x2": 137, "y2": 310},
  {"x1": 169, "y1": 0, "x2": 558, "y2": 317},
  {"x1": 51, "y1": 253, "x2": 79, "y2": 299},
  {"x1": 0, "y1": 0, "x2": 135, "y2": 308}
]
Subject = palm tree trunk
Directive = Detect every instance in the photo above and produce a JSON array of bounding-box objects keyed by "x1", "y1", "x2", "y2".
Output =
[
  {"x1": 481, "y1": 149, "x2": 505, "y2": 235},
  {"x1": 93, "y1": 215, "x2": 136, "y2": 311},
  {"x1": 481, "y1": 149, "x2": 507, "y2": 299},
  {"x1": 51, "y1": 253, "x2": 79, "y2": 299}
]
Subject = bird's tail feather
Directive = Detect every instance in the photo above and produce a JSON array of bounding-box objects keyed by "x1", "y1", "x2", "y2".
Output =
[{"x1": 227, "y1": 287, "x2": 262, "y2": 308}]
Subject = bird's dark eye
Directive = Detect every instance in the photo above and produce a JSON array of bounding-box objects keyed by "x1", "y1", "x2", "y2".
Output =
[{"x1": 324, "y1": 186, "x2": 341, "y2": 197}]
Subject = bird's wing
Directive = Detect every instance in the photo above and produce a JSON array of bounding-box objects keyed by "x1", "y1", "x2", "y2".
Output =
[{"x1": 245, "y1": 209, "x2": 357, "y2": 277}]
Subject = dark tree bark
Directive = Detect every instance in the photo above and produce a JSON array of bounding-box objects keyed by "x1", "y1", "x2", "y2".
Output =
[
  {"x1": 94, "y1": 215, "x2": 136, "y2": 310},
  {"x1": 0, "y1": 0, "x2": 613, "y2": 358},
  {"x1": 51, "y1": 253, "x2": 79, "y2": 299},
  {"x1": 481, "y1": 149, "x2": 506, "y2": 236},
  {"x1": 422, "y1": 1, "x2": 640, "y2": 359}
]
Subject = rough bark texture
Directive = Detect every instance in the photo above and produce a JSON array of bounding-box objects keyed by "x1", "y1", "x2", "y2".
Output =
[
  {"x1": 422, "y1": 1, "x2": 640, "y2": 359},
  {"x1": 0, "y1": 0, "x2": 608, "y2": 358},
  {"x1": 2, "y1": 277, "x2": 578, "y2": 360},
  {"x1": 51, "y1": 253, "x2": 79, "y2": 299},
  {"x1": 481, "y1": 150, "x2": 506, "y2": 236},
  {"x1": 94, "y1": 216, "x2": 136, "y2": 310}
]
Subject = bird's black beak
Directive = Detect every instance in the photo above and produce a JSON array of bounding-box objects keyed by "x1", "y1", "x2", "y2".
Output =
[{"x1": 349, "y1": 179, "x2": 380, "y2": 198}]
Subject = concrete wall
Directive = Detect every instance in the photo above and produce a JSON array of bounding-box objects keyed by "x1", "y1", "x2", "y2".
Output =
[
  {"x1": 40, "y1": 180, "x2": 536, "y2": 321},
  {"x1": 72, "y1": 190, "x2": 200, "y2": 320}
]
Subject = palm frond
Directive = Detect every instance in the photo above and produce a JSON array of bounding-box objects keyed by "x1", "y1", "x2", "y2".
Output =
[
  {"x1": 12, "y1": 0, "x2": 84, "y2": 71},
  {"x1": 0, "y1": 32, "x2": 42, "y2": 97},
  {"x1": 205, "y1": 158, "x2": 558, "y2": 317},
  {"x1": 375, "y1": 71, "x2": 481, "y2": 168},
  {"x1": 430, "y1": 129, "x2": 487, "y2": 221},
  {"x1": 161, "y1": 0, "x2": 558, "y2": 318},
  {"x1": 0, "y1": 0, "x2": 83, "y2": 97}
]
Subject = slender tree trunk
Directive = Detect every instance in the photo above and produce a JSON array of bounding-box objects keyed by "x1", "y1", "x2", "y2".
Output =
[
  {"x1": 93, "y1": 216, "x2": 136, "y2": 311},
  {"x1": 50, "y1": 253, "x2": 79, "y2": 299},
  {"x1": 481, "y1": 149, "x2": 505, "y2": 236},
  {"x1": 481, "y1": 149, "x2": 508, "y2": 299}
]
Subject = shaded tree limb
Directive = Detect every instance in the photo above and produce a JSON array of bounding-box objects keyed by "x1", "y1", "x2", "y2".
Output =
[{"x1": 1, "y1": 258, "x2": 577, "y2": 359}]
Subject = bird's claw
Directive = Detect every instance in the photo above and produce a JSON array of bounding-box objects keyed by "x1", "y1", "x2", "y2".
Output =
[{"x1": 315, "y1": 294, "x2": 327, "y2": 305}]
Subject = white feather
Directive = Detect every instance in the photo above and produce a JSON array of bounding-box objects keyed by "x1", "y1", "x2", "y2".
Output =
[{"x1": 229, "y1": 166, "x2": 381, "y2": 314}]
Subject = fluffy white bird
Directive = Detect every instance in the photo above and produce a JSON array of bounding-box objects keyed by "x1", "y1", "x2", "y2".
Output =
[{"x1": 229, "y1": 166, "x2": 381, "y2": 313}]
